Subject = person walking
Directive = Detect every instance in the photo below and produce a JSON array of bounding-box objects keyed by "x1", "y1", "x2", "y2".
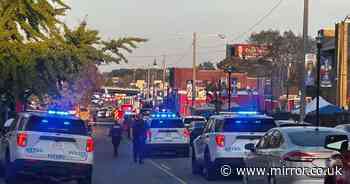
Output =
[
  {"x1": 131, "y1": 115, "x2": 147, "y2": 164},
  {"x1": 109, "y1": 122, "x2": 123, "y2": 157}
]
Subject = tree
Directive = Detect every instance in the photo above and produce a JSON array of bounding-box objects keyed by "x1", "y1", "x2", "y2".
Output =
[
  {"x1": 198, "y1": 61, "x2": 216, "y2": 70},
  {"x1": 247, "y1": 30, "x2": 316, "y2": 97},
  {"x1": 0, "y1": 0, "x2": 69, "y2": 42},
  {"x1": 0, "y1": 0, "x2": 147, "y2": 114}
]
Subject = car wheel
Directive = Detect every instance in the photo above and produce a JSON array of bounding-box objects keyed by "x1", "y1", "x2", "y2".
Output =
[
  {"x1": 203, "y1": 149, "x2": 216, "y2": 181},
  {"x1": 191, "y1": 149, "x2": 201, "y2": 175},
  {"x1": 242, "y1": 174, "x2": 249, "y2": 184},
  {"x1": 78, "y1": 174, "x2": 92, "y2": 184},
  {"x1": 183, "y1": 147, "x2": 190, "y2": 158},
  {"x1": 268, "y1": 175, "x2": 276, "y2": 184},
  {"x1": 4, "y1": 152, "x2": 18, "y2": 184}
]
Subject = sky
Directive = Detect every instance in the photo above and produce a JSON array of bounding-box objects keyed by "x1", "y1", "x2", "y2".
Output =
[{"x1": 64, "y1": 0, "x2": 350, "y2": 72}]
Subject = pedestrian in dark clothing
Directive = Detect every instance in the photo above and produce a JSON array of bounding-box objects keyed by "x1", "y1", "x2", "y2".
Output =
[
  {"x1": 131, "y1": 115, "x2": 147, "y2": 164},
  {"x1": 109, "y1": 122, "x2": 123, "y2": 157}
]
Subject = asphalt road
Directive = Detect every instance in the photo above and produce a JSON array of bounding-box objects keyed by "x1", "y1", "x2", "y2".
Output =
[{"x1": 0, "y1": 125, "x2": 242, "y2": 184}]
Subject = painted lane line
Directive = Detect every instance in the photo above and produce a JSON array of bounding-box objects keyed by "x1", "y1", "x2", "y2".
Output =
[
  {"x1": 160, "y1": 163, "x2": 171, "y2": 170},
  {"x1": 148, "y1": 160, "x2": 187, "y2": 184}
]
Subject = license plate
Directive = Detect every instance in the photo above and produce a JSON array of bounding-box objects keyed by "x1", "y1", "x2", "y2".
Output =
[{"x1": 52, "y1": 142, "x2": 64, "y2": 150}]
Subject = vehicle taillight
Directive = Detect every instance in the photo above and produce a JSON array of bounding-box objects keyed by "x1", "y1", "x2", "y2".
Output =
[
  {"x1": 86, "y1": 137, "x2": 94, "y2": 152},
  {"x1": 215, "y1": 135, "x2": 225, "y2": 147},
  {"x1": 183, "y1": 129, "x2": 190, "y2": 138},
  {"x1": 17, "y1": 133, "x2": 27, "y2": 147},
  {"x1": 282, "y1": 151, "x2": 317, "y2": 162},
  {"x1": 147, "y1": 130, "x2": 152, "y2": 141}
]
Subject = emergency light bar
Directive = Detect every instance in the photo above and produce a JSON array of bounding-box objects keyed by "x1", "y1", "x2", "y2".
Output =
[
  {"x1": 48, "y1": 110, "x2": 71, "y2": 116},
  {"x1": 236, "y1": 111, "x2": 259, "y2": 115},
  {"x1": 151, "y1": 112, "x2": 177, "y2": 118}
]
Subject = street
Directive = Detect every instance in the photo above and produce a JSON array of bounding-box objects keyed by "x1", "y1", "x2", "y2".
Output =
[{"x1": 0, "y1": 125, "x2": 240, "y2": 184}]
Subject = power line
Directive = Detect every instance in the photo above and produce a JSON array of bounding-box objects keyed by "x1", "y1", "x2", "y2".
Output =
[{"x1": 233, "y1": 0, "x2": 284, "y2": 42}]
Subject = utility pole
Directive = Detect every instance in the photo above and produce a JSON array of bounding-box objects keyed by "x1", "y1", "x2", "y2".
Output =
[
  {"x1": 147, "y1": 65, "x2": 151, "y2": 100},
  {"x1": 162, "y1": 55, "x2": 166, "y2": 99},
  {"x1": 192, "y1": 32, "x2": 197, "y2": 108},
  {"x1": 300, "y1": 0, "x2": 309, "y2": 121}
]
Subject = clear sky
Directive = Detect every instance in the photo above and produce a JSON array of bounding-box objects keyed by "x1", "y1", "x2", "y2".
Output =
[{"x1": 64, "y1": 0, "x2": 350, "y2": 72}]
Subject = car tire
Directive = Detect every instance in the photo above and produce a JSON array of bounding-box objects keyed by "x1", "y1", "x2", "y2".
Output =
[
  {"x1": 78, "y1": 174, "x2": 92, "y2": 184},
  {"x1": 4, "y1": 152, "x2": 18, "y2": 184},
  {"x1": 268, "y1": 175, "x2": 276, "y2": 184},
  {"x1": 183, "y1": 147, "x2": 190, "y2": 158},
  {"x1": 191, "y1": 149, "x2": 201, "y2": 175},
  {"x1": 203, "y1": 149, "x2": 217, "y2": 181},
  {"x1": 242, "y1": 174, "x2": 249, "y2": 184}
]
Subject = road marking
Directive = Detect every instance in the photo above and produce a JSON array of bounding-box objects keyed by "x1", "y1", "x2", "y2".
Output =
[
  {"x1": 148, "y1": 160, "x2": 188, "y2": 184},
  {"x1": 160, "y1": 163, "x2": 171, "y2": 170}
]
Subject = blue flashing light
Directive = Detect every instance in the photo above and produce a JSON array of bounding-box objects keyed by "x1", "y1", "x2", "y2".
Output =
[
  {"x1": 237, "y1": 111, "x2": 258, "y2": 115},
  {"x1": 161, "y1": 109, "x2": 167, "y2": 112},
  {"x1": 151, "y1": 112, "x2": 178, "y2": 119},
  {"x1": 48, "y1": 110, "x2": 70, "y2": 116}
]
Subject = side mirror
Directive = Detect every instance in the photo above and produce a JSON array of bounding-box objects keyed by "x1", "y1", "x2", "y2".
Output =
[
  {"x1": 4, "y1": 118, "x2": 14, "y2": 128},
  {"x1": 325, "y1": 135, "x2": 349, "y2": 152},
  {"x1": 245, "y1": 143, "x2": 256, "y2": 152}
]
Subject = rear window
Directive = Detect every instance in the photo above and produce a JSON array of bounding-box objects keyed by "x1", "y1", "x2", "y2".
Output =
[
  {"x1": 151, "y1": 119, "x2": 184, "y2": 128},
  {"x1": 223, "y1": 118, "x2": 275, "y2": 132},
  {"x1": 193, "y1": 122, "x2": 205, "y2": 129},
  {"x1": 25, "y1": 116, "x2": 88, "y2": 135},
  {"x1": 184, "y1": 118, "x2": 205, "y2": 125},
  {"x1": 288, "y1": 131, "x2": 346, "y2": 147}
]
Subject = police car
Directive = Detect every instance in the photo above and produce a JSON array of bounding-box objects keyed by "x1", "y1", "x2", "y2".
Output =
[
  {"x1": 0, "y1": 110, "x2": 94, "y2": 184},
  {"x1": 191, "y1": 111, "x2": 276, "y2": 180},
  {"x1": 145, "y1": 112, "x2": 190, "y2": 157}
]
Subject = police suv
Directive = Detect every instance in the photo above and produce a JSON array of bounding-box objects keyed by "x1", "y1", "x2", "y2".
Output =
[
  {"x1": 0, "y1": 110, "x2": 94, "y2": 184},
  {"x1": 191, "y1": 112, "x2": 276, "y2": 180},
  {"x1": 145, "y1": 112, "x2": 190, "y2": 157}
]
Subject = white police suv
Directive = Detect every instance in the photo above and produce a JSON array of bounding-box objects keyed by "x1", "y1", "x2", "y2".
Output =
[
  {"x1": 191, "y1": 112, "x2": 276, "y2": 180},
  {"x1": 145, "y1": 112, "x2": 190, "y2": 157},
  {"x1": 0, "y1": 110, "x2": 94, "y2": 184}
]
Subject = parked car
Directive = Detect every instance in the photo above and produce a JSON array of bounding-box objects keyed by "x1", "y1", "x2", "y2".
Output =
[
  {"x1": 192, "y1": 113, "x2": 276, "y2": 180},
  {"x1": 244, "y1": 127, "x2": 348, "y2": 184},
  {"x1": 183, "y1": 116, "x2": 206, "y2": 128},
  {"x1": 275, "y1": 120, "x2": 312, "y2": 127},
  {"x1": 335, "y1": 124, "x2": 350, "y2": 133},
  {"x1": 324, "y1": 134, "x2": 350, "y2": 184},
  {"x1": 188, "y1": 121, "x2": 206, "y2": 145}
]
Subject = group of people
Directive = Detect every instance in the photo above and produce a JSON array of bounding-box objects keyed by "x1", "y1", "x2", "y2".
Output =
[{"x1": 109, "y1": 114, "x2": 148, "y2": 164}]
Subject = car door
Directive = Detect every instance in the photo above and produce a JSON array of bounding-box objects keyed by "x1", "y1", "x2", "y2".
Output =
[
  {"x1": 244, "y1": 133, "x2": 269, "y2": 183},
  {"x1": 253, "y1": 130, "x2": 274, "y2": 183},
  {"x1": 194, "y1": 119, "x2": 214, "y2": 162},
  {"x1": 7, "y1": 116, "x2": 21, "y2": 161},
  {"x1": 263, "y1": 130, "x2": 285, "y2": 180}
]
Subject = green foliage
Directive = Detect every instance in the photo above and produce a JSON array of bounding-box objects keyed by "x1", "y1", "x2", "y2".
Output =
[{"x1": 0, "y1": 0, "x2": 147, "y2": 108}]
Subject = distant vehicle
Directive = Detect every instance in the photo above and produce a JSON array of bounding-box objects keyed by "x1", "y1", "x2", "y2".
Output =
[
  {"x1": 0, "y1": 111, "x2": 94, "y2": 184},
  {"x1": 275, "y1": 120, "x2": 312, "y2": 127},
  {"x1": 140, "y1": 108, "x2": 153, "y2": 117},
  {"x1": 145, "y1": 112, "x2": 190, "y2": 157},
  {"x1": 192, "y1": 112, "x2": 276, "y2": 180},
  {"x1": 244, "y1": 127, "x2": 348, "y2": 184},
  {"x1": 335, "y1": 124, "x2": 350, "y2": 133},
  {"x1": 97, "y1": 108, "x2": 107, "y2": 118},
  {"x1": 183, "y1": 116, "x2": 206, "y2": 128},
  {"x1": 188, "y1": 121, "x2": 206, "y2": 145},
  {"x1": 324, "y1": 134, "x2": 350, "y2": 184}
]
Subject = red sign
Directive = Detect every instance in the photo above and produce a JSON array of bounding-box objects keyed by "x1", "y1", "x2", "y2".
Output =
[{"x1": 229, "y1": 44, "x2": 270, "y2": 59}]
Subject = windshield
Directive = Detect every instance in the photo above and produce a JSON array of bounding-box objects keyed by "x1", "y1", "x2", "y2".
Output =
[
  {"x1": 223, "y1": 118, "x2": 276, "y2": 132},
  {"x1": 150, "y1": 119, "x2": 184, "y2": 128},
  {"x1": 25, "y1": 116, "x2": 88, "y2": 135},
  {"x1": 288, "y1": 131, "x2": 346, "y2": 147}
]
